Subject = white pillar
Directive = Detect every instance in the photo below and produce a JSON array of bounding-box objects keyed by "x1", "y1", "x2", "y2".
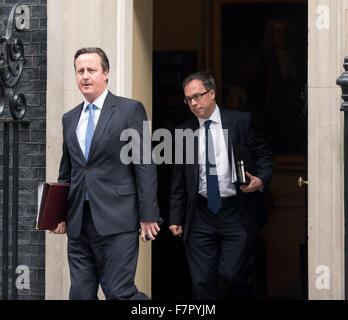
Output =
[{"x1": 308, "y1": 0, "x2": 345, "y2": 299}]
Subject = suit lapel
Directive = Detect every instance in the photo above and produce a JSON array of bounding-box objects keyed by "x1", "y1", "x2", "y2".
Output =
[
  {"x1": 71, "y1": 103, "x2": 86, "y2": 162},
  {"x1": 220, "y1": 108, "x2": 234, "y2": 165},
  {"x1": 87, "y1": 92, "x2": 116, "y2": 162},
  {"x1": 189, "y1": 118, "x2": 200, "y2": 190},
  {"x1": 220, "y1": 108, "x2": 241, "y2": 193}
]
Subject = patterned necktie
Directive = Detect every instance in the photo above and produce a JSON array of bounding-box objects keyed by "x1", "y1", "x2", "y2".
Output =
[
  {"x1": 85, "y1": 103, "x2": 96, "y2": 160},
  {"x1": 204, "y1": 120, "x2": 222, "y2": 214}
]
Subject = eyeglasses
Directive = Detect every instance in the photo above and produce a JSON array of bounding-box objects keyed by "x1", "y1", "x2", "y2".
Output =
[{"x1": 183, "y1": 90, "x2": 209, "y2": 104}]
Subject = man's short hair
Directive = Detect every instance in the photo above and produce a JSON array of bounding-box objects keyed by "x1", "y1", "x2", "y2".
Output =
[
  {"x1": 74, "y1": 47, "x2": 110, "y2": 72},
  {"x1": 182, "y1": 71, "x2": 216, "y2": 93}
]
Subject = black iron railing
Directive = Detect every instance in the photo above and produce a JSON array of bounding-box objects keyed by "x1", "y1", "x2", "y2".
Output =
[{"x1": 0, "y1": 3, "x2": 29, "y2": 300}]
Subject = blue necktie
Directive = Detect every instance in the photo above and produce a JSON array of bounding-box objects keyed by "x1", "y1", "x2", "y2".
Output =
[
  {"x1": 84, "y1": 103, "x2": 95, "y2": 200},
  {"x1": 205, "y1": 120, "x2": 222, "y2": 214},
  {"x1": 85, "y1": 103, "x2": 96, "y2": 160}
]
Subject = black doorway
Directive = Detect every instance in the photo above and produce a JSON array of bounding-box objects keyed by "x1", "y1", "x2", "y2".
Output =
[{"x1": 152, "y1": 1, "x2": 308, "y2": 300}]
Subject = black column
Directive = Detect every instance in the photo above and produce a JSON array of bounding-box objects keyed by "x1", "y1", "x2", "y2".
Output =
[
  {"x1": 2, "y1": 121, "x2": 10, "y2": 300},
  {"x1": 1, "y1": 120, "x2": 29, "y2": 300}
]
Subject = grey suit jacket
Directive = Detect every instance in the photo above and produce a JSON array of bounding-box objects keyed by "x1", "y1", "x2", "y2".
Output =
[{"x1": 58, "y1": 91, "x2": 158, "y2": 238}]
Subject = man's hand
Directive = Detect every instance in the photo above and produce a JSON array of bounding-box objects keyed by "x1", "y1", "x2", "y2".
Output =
[
  {"x1": 169, "y1": 225, "x2": 183, "y2": 237},
  {"x1": 140, "y1": 222, "x2": 160, "y2": 242},
  {"x1": 50, "y1": 221, "x2": 67, "y2": 234},
  {"x1": 240, "y1": 171, "x2": 263, "y2": 193}
]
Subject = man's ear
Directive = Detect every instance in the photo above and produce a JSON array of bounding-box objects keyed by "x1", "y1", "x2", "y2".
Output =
[
  {"x1": 104, "y1": 70, "x2": 109, "y2": 82},
  {"x1": 210, "y1": 89, "x2": 216, "y2": 100}
]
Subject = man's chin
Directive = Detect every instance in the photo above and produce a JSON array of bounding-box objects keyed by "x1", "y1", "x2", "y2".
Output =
[
  {"x1": 81, "y1": 89, "x2": 93, "y2": 101},
  {"x1": 194, "y1": 111, "x2": 208, "y2": 119}
]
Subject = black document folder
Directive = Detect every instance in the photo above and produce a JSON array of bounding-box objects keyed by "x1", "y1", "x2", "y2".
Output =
[{"x1": 233, "y1": 142, "x2": 256, "y2": 186}]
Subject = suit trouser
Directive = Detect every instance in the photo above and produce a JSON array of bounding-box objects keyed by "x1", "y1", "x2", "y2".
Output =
[
  {"x1": 185, "y1": 195, "x2": 256, "y2": 300},
  {"x1": 67, "y1": 201, "x2": 149, "y2": 300}
]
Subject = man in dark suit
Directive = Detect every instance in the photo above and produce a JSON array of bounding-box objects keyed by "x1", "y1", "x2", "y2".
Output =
[
  {"x1": 169, "y1": 72, "x2": 273, "y2": 299},
  {"x1": 51, "y1": 47, "x2": 160, "y2": 300}
]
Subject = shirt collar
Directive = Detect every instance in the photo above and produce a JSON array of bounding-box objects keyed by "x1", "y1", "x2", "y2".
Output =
[
  {"x1": 83, "y1": 88, "x2": 108, "y2": 112},
  {"x1": 198, "y1": 105, "x2": 221, "y2": 127}
]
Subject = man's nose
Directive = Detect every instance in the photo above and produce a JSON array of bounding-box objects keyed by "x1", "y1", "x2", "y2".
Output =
[{"x1": 82, "y1": 70, "x2": 89, "y2": 79}]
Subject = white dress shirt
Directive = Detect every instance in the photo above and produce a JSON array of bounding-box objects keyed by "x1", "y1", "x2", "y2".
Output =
[
  {"x1": 76, "y1": 89, "x2": 109, "y2": 155},
  {"x1": 198, "y1": 105, "x2": 237, "y2": 198}
]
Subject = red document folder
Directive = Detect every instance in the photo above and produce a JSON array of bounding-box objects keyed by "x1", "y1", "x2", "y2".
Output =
[{"x1": 36, "y1": 182, "x2": 70, "y2": 230}]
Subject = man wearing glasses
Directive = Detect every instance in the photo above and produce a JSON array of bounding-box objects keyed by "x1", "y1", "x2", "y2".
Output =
[{"x1": 169, "y1": 71, "x2": 273, "y2": 299}]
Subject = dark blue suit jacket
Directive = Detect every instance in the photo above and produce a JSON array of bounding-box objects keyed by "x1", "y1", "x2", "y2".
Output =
[{"x1": 58, "y1": 91, "x2": 158, "y2": 238}]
